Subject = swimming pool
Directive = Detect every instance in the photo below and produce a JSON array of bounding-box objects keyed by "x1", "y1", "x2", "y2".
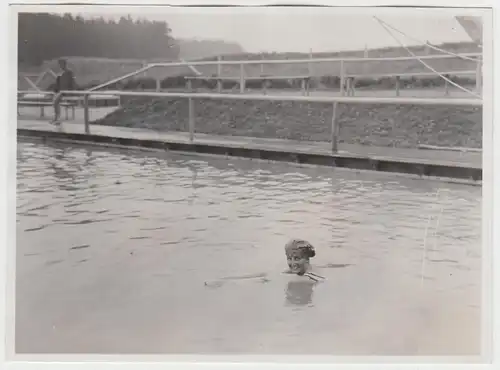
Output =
[{"x1": 16, "y1": 138, "x2": 481, "y2": 355}]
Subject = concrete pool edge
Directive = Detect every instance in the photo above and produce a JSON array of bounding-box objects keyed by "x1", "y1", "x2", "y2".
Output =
[{"x1": 17, "y1": 127, "x2": 482, "y2": 182}]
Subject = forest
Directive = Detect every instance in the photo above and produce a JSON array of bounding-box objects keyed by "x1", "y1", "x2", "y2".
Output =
[{"x1": 18, "y1": 13, "x2": 179, "y2": 65}]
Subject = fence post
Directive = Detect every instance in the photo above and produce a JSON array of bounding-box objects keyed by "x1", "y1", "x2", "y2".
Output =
[
  {"x1": 340, "y1": 60, "x2": 345, "y2": 96},
  {"x1": 83, "y1": 94, "x2": 90, "y2": 134},
  {"x1": 239, "y1": 64, "x2": 245, "y2": 93},
  {"x1": 188, "y1": 97, "x2": 195, "y2": 142},
  {"x1": 330, "y1": 102, "x2": 340, "y2": 153}
]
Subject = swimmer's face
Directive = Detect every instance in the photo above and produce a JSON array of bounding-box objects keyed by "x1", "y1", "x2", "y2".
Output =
[{"x1": 286, "y1": 250, "x2": 309, "y2": 275}]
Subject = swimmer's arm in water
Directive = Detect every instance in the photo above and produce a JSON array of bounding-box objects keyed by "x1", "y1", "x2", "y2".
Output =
[
  {"x1": 203, "y1": 270, "x2": 325, "y2": 288},
  {"x1": 204, "y1": 272, "x2": 270, "y2": 288},
  {"x1": 220, "y1": 272, "x2": 268, "y2": 281}
]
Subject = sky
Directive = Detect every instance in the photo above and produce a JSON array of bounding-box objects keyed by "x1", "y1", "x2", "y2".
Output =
[{"x1": 77, "y1": 7, "x2": 479, "y2": 53}]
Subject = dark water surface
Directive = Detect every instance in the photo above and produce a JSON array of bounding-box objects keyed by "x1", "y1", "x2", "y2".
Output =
[{"x1": 16, "y1": 139, "x2": 481, "y2": 355}]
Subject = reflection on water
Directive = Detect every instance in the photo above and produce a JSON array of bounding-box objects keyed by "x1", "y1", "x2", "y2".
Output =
[
  {"x1": 16, "y1": 138, "x2": 482, "y2": 356},
  {"x1": 285, "y1": 280, "x2": 316, "y2": 307}
]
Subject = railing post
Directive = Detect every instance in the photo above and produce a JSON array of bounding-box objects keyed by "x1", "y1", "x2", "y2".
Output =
[
  {"x1": 83, "y1": 94, "x2": 90, "y2": 134},
  {"x1": 330, "y1": 102, "x2": 340, "y2": 153},
  {"x1": 444, "y1": 80, "x2": 450, "y2": 96},
  {"x1": 340, "y1": 60, "x2": 345, "y2": 96},
  {"x1": 217, "y1": 55, "x2": 222, "y2": 76},
  {"x1": 395, "y1": 76, "x2": 401, "y2": 96},
  {"x1": 475, "y1": 58, "x2": 482, "y2": 94},
  {"x1": 188, "y1": 97, "x2": 195, "y2": 142},
  {"x1": 155, "y1": 79, "x2": 161, "y2": 92},
  {"x1": 217, "y1": 56, "x2": 223, "y2": 93},
  {"x1": 363, "y1": 45, "x2": 369, "y2": 75},
  {"x1": 308, "y1": 49, "x2": 313, "y2": 76},
  {"x1": 260, "y1": 53, "x2": 265, "y2": 75},
  {"x1": 262, "y1": 79, "x2": 268, "y2": 95},
  {"x1": 425, "y1": 42, "x2": 431, "y2": 55},
  {"x1": 239, "y1": 64, "x2": 245, "y2": 93},
  {"x1": 347, "y1": 78, "x2": 353, "y2": 96},
  {"x1": 217, "y1": 78, "x2": 222, "y2": 93}
]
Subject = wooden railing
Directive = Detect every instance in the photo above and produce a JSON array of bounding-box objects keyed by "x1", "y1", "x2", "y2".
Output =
[{"x1": 19, "y1": 89, "x2": 482, "y2": 154}]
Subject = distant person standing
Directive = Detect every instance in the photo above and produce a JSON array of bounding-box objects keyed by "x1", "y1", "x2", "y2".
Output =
[{"x1": 52, "y1": 58, "x2": 76, "y2": 125}]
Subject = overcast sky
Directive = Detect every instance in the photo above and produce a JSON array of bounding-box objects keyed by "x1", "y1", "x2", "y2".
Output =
[{"x1": 76, "y1": 8, "x2": 478, "y2": 53}]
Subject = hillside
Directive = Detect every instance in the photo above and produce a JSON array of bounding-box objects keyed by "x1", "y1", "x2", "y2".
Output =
[
  {"x1": 177, "y1": 38, "x2": 245, "y2": 60},
  {"x1": 18, "y1": 41, "x2": 480, "y2": 91}
]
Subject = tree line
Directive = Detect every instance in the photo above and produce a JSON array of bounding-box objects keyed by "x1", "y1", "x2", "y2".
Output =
[{"x1": 18, "y1": 13, "x2": 179, "y2": 65}]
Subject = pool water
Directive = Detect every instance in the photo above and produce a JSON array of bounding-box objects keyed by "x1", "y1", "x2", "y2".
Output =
[{"x1": 16, "y1": 139, "x2": 481, "y2": 355}]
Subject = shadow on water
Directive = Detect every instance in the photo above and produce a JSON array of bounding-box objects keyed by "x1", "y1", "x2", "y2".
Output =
[{"x1": 43, "y1": 146, "x2": 97, "y2": 191}]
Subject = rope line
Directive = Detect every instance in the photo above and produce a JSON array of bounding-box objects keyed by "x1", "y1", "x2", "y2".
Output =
[
  {"x1": 375, "y1": 16, "x2": 481, "y2": 62},
  {"x1": 373, "y1": 16, "x2": 481, "y2": 99}
]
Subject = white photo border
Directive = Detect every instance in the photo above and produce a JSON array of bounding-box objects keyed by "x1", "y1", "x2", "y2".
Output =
[{"x1": 1, "y1": 1, "x2": 497, "y2": 370}]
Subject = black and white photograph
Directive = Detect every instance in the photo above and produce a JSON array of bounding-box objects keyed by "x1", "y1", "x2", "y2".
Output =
[{"x1": 8, "y1": 3, "x2": 494, "y2": 363}]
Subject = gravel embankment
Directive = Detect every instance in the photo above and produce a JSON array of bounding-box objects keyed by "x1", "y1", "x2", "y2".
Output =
[{"x1": 92, "y1": 97, "x2": 482, "y2": 149}]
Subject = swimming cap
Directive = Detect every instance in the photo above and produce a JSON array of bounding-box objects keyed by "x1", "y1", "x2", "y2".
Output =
[{"x1": 284, "y1": 239, "x2": 316, "y2": 258}]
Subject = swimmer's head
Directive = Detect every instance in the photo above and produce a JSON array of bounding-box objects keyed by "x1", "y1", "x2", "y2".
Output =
[{"x1": 284, "y1": 239, "x2": 315, "y2": 276}]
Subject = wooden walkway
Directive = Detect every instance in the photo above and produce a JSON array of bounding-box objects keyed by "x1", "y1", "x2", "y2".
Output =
[
  {"x1": 17, "y1": 116, "x2": 480, "y2": 166},
  {"x1": 17, "y1": 116, "x2": 481, "y2": 182}
]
